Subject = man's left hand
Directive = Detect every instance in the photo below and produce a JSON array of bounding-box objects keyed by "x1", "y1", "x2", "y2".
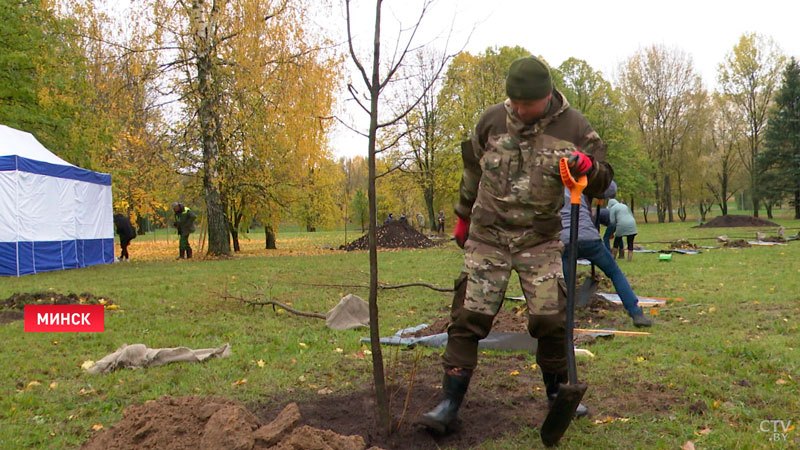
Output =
[{"x1": 568, "y1": 150, "x2": 593, "y2": 177}]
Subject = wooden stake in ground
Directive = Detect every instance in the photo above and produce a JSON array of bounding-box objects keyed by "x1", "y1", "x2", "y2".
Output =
[{"x1": 574, "y1": 328, "x2": 651, "y2": 336}]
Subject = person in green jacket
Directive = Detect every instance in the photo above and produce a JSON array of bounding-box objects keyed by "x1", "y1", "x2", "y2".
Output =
[
  {"x1": 607, "y1": 198, "x2": 637, "y2": 261},
  {"x1": 172, "y1": 203, "x2": 197, "y2": 259}
]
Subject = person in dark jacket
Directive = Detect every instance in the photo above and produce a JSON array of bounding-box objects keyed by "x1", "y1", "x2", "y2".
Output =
[
  {"x1": 113, "y1": 214, "x2": 136, "y2": 261},
  {"x1": 172, "y1": 203, "x2": 197, "y2": 259},
  {"x1": 436, "y1": 210, "x2": 445, "y2": 234}
]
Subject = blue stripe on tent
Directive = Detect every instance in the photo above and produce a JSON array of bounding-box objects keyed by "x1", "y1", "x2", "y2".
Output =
[
  {"x1": 0, "y1": 155, "x2": 15, "y2": 171},
  {"x1": 0, "y1": 155, "x2": 111, "y2": 186},
  {"x1": 0, "y1": 238, "x2": 114, "y2": 276},
  {"x1": 0, "y1": 242, "x2": 17, "y2": 275}
]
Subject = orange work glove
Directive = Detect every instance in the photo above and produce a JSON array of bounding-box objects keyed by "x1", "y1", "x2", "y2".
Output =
[{"x1": 454, "y1": 217, "x2": 470, "y2": 248}]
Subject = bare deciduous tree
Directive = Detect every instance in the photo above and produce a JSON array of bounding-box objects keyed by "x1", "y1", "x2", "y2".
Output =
[
  {"x1": 718, "y1": 33, "x2": 785, "y2": 217},
  {"x1": 343, "y1": 0, "x2": 454, "y2": 434},
  {"x1": 618, "y1": 45, "x2": 705, "y2": 222}
]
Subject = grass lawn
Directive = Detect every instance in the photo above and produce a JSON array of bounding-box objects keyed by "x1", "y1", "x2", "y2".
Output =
[{"x1": 1, "y1": 214, "x2": 798, "y2": 449}]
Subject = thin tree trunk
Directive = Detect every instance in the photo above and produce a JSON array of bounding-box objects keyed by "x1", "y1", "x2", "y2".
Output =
[
  {"x1": 365, "y1": 0, "x2": 389, "y2": 434},
  {"x1": 665, "y1": 174, "x2": 674, "y2": 222},
  {"x1": 424, "y1": 185, "x2": 435, "y2": 232},
  {"x1": 795, "y1": 190, "x2": 800, "y2": 219}
]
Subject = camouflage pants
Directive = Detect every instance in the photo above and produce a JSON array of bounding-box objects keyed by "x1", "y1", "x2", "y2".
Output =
[{"x1": 443, "y1": 234, "x2": 567, "y2": 373}]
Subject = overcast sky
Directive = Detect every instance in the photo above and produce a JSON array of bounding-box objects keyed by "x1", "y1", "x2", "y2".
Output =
[{"x1": 330, "y1": 0, "x2": 800, "y2": 158}]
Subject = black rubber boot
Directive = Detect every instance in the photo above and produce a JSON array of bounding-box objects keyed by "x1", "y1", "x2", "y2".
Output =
[
  {"x1": 186, "y1": 247, "x2": 193, "y2": 259},
  {"x1": 543, "y1": 372, "x2": 589, "y2": 418},
  {"x1": 632, "y1": 311, "x2": 653, "y2": 327},
  {"x1": 418, "y1": 367, "x2": 472, "y2": 434},
  {"x1": 178, "y1": 249, "x2": 185, "y2": 260}
]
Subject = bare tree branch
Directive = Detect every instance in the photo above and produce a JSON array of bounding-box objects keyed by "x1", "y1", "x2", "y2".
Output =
[
  {"x1": 218, "y1": 289, "x2": 326, "y2": 319},
  {"x1": 345, "y1": 0, "x2": 372, "y2": 91},
  {"x1": 303, "y1": 281, "x2": 454, "y2": 293}
]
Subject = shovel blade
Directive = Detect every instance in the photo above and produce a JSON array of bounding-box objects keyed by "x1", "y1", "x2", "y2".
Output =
[
  {"x1": 540, "y1": 382, "x2": 588, "y2": 447},
  {"x1": 575, "y1": 277, "x2": 598, "y2": 308}
]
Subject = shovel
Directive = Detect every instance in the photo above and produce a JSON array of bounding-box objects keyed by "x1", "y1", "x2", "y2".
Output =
[
  {"x1": 540, "y1": 157, "x2": 589, "y2": 447},
  {"x1": 575, "y1": 199, "x2": 602, "y2": 308}
]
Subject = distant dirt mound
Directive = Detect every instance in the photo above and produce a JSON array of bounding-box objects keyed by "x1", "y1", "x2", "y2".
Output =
[
  {"x1": 341, "y1": 220, "x2": 436, "y2": 251},
  {"x1": 1, "y1": 292, "x2": 112, "y2": 309},
  {"x1": 695, "y1": 215, "x2": 778, "y2": 228}
]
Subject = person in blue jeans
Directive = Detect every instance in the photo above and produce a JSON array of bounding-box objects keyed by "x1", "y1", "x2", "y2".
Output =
[{"x1": 560, "y1": 181, "x2": 653, "y2": 327}]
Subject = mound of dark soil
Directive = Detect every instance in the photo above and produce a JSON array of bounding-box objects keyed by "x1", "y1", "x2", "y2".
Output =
[
  {"x1": 82, "y1": 396, "x2": 368, "y2": 450},
  {"x1": 1, "y1": 292, "x2": 112, "y2": 309},
  {"x1": 342, "y1": 220, "x2": 436, "y2": 251},
  {"x1": 670, "y1": 239, "x2": 697, "y2": 249},
  {"x1": 84, "y1": 352, "x2": 685, "y2": 450},
  {"x1": 695, "y1": 215, "x2": 778, "y2": 228}
]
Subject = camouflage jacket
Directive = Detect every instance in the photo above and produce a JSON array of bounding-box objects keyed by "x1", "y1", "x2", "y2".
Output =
[{"x1": 455, "y1": 89, "x2": 613, "y2": 241}]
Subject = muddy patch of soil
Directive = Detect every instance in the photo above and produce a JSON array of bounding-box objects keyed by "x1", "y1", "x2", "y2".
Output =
[
  {"x1": 1, "y1": 292, "x2": 113, "y2": 309},
  {"x1": 695, "y1": 215, "x2": 778, "y2": 228},
  {"x1": 82, "y1": 351, "x2": 684, "y2": 450},
  {"x1": 250, "y1": 353, "x2": 684, "y2": 449},
  {"x1": 82, "y1": 396, "x2": 369, "y2": 450},
  {"x1": 0, "y1": 310, "x2": 25, "y2": 324},
  {"x1": 0, "y1": 292, "x2": 113, "y2": 324},
  {"x1": 728, "y1": 239, "x2": 752, "y2": 248},
  {"x1": 342, "y1": 221, "x2": 437, "y2": 251},
  {"x1": 251, "y1": 353, "x2": 549, "y2": 450}
]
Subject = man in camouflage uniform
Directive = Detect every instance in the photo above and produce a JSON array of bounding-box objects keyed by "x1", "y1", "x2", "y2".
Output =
[
  {"x1": 419, "y1": 55, "x2": 613, "y2": 434},
  {"x1": 172, "y1": 203, "x2": 197, "y2": 259}
]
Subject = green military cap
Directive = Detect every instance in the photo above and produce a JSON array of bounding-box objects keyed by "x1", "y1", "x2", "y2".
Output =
[{"x1": 505, "y1": 55, "x2": 553, "y2": 100}]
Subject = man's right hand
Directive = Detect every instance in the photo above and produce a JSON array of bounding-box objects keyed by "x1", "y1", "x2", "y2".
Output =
[{"x1": 454, "y1": 217, "x2": 470, "y2": 248}]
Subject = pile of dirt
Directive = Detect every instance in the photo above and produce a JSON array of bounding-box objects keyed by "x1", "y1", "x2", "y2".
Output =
[
  {"x1": 341, "y1": 221, "x2": 436, "y2": 251},
  {"x1": 0, "y1": 292, "x2": 113, "y2": 324},
  {"x1": 1, "y1": 291, "x2": 112, "y2": 309},
  {"x1": 695, "y1": 215, "x2": 778, "y2": 228},
  {"x1": 728, "y1": 239, "x2": 752, "y2": 248},
  {"x1": 82, "y1": 396, "x2": 373, "y2": 450},
  {"x1": 85, "y1": 353, "x2": 685, "y2": 450},
  {"x1": 669, "y1": 238, "x2": 697, "y2": 249}
]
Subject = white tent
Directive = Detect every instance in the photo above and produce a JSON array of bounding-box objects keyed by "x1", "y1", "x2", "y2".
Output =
[{"x1": 0, "y1": 124, "x2": 114, "y2": 276}]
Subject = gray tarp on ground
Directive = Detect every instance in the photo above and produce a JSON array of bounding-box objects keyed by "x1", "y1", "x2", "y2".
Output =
[
  {"x1": 87, "y1": 343, "x2": 231, "y2": 374},
  {"x1": 361, "y1": 324, "x2": 538, "y2": 352},
  {"x1": 362, "y1": 325, "x2": 615, "y2": 353},
  {"x1": 326, "y1": 294, "x2": 370, "y2": 330},
  {"x1": 596, "y1": 292, "x2": 667, "y2": 307}
]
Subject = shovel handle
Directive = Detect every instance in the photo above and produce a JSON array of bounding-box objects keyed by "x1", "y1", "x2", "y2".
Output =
[{"x1": 559, "y1": 157, "x2": 588, "y2": 205}]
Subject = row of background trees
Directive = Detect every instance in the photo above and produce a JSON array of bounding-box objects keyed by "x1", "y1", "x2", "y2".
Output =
[{"x1": 3, "y1": 0, "x2": 800, "y2": 256}]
